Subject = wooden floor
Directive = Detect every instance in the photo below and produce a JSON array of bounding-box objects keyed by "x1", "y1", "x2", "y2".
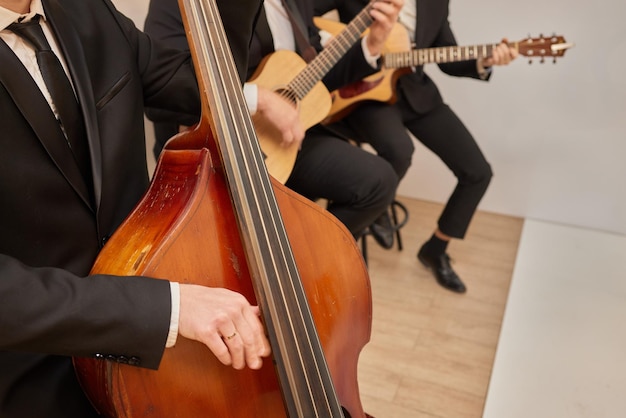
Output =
[{"x1": 357, "y1": 196, "x2": 524, "y2": 418}]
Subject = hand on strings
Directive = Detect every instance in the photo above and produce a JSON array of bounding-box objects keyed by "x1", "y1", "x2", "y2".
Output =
[
  {"x1": 177, "y1": 284, "x2": 271, "y2": 370},
  {"x1": 365, "y1": 0, "x2": 404, "y2": 56},
  {"x1": 481, "y1": 38, "x2": 519, "y2": 67},
  {"x1": 257, "y1": 87, "x2": 305, "y2": 148}
]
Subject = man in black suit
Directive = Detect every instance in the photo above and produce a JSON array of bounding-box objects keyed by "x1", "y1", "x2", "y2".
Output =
[
  {"x1": 0, "y1": 0, "x2": 269, "y2": 416},
  {"x1": 315, "y1": 0, "x2": 518, "y2": 293},
  {"x1": 145, "y1": 0, "x2": 404, "y2": 239}
]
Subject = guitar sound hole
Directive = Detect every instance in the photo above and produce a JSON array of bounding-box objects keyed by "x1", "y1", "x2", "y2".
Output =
[{"x1": 275, "y1": 87, "x2": 298, "y2": 107}]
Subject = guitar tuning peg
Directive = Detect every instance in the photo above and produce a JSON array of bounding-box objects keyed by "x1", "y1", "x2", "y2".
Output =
[
  {"x1": 528, "y1": 59, "x2": 533, "y2": 65},
  {"x1": 540, "y1": 57, "x2": 545, "y2": 64},
  {"x1": 553, "y1": 57, "x2": 557, "y2": 64}
]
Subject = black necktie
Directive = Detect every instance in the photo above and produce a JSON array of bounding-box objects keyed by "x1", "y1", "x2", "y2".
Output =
[
  {"x1": 9, "y1": 15, "x2": 91, "y2": 185},
  {"x1": 279, "y1": 0, "x2": 316, "y2": 63}
]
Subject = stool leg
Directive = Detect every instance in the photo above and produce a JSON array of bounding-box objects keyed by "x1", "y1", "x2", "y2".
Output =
[
  {"x1": 391, "y1": 202, "x2": 403, "y2": 251},
  {"x1": 361, "y1": 233, "x2": 368, "y2": 266}
]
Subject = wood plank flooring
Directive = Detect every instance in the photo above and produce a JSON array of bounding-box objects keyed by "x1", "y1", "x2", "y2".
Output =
[{"x1": 357, "y1": 196, "x2": 524, "y2": 418}]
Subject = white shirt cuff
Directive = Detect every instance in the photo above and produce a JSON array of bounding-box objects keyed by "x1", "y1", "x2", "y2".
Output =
[
  {"x1": 477, "y1": 59, "x2": 492, "y2": 79},
  {"x1": 243, "y1": 83, "x2": 258, "y2": 115},
  {"x1": 165, "y1": 281, "x2": 180, "y2": 348},
  {"x1": 361, "y1": 36, "x2": 380, "y2": 68}
]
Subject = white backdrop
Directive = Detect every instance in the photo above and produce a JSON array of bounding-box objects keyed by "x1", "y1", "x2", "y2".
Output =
[
  {"x1": 114, "y1": 0, "x2": 626, "y2": 236},
  {"x1": 396, "y1": 0, "x2": 626, "y2": 236}
]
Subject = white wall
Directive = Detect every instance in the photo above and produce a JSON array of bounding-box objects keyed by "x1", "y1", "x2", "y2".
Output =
[
  {"x1": 396, "y1": 0, "x2": 626, "y2": 235},
  {"x1": 114, "y1": 0, "x2": 626, "y2": 235},
  {"x1": 113, "y1": 0, "x2": 150, "y2": 27}
]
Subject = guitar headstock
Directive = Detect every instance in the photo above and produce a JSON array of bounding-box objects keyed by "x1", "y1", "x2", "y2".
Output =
[{"x1": 517, "y1": 34, "x2": 573, "y2": 63}]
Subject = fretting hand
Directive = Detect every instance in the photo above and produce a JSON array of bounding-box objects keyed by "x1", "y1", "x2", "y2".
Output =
[
  {"x1": 481, "y1": 38, "x2": 519, "y2": 67},
  {"x1": 365, "y1": 0, "x2": 405, "y2": 56}
]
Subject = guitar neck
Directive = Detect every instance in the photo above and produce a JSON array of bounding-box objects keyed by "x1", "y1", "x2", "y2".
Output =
[
  {"x1": 383, "y1": 42, "x2": 516, "y2": 68},
  {"x1": 290, "y1": 2, "x2": 374, "y2": 98}
]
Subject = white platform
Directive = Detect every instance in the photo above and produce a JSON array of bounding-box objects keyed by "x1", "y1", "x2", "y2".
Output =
[{"x1": 483, "y1": 219, "x2": 626, "y2": 418}]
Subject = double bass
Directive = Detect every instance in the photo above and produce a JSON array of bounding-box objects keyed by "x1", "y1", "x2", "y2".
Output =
[{"x1": 73, "y1": 0, "x2": 373, "y2": 416}]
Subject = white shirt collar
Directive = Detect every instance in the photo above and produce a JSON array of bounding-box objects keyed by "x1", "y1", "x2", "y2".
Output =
[{"x1": 0, "y1": 0, "x2": 46, "y2": 31}]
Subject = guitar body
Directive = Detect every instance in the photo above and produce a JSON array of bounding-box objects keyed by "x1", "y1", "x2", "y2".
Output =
[
  {"x1": 315, "y1": 18, "x2": 411, "y2": 124},
  {"x1": 248, "y1": 50, "x2": 331, "y2": 184}
]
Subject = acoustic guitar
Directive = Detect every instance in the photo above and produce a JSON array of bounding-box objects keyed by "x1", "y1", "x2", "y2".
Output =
[
  {"x1": 314, "y1": 17, "x2": 573, "y2": 124},
  {"x1": 249, "y1": 2, "x2": 376, "y2": 184}
]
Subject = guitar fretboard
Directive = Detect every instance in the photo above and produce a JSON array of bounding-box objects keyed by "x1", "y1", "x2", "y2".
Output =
[
  {"x1": 289, "y1": 2, "x2": 374, "y2": 98},
  {"x1": 383, "y1": 43, "x2": 516, "y2": 68}
]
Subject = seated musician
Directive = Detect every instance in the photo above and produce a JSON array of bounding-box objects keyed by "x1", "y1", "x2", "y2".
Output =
[
  {"x1": 145, "y1": 0, "x2": 404, "y2": 240},
  {"x1": 315, "y1": 0, "x2": 518, "y2": 293}
]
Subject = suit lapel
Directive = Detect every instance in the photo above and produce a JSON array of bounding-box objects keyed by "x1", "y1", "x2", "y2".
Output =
[
  {"x1": 43, "y1": 0, "x2": 102, "y2": 208},
  {"x1": 0, "y1": 39, "x2": 93, "y2": 209},
  {"x1": 256, "y1": 7, "x2": 276, "y2": 56}
]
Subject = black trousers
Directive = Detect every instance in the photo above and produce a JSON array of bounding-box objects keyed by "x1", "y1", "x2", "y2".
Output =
[
  {"x1": 285, "y1": 125, "x2": 398, "y2": 238},
  {"x1": 330, "y1": 96, "x2": 492, "y2": 239},
  {"x1": 153, "y1": 122, "x2": 396, "y2": 238}
]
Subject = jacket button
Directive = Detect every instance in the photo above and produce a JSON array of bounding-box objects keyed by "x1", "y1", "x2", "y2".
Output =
[
  {"x1": 100, "y1": 235, "x2": 110, "y2": 248},
  {"x1": 128, "y1": 356, "x2": 141, "y2": 366}
]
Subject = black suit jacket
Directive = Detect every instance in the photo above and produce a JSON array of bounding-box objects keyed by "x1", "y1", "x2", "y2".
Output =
[
  {"x1": 145, "y1": 0, "x2": 263, "y2": 86},
  {"x1": 315, "y1": 0, "x2": 487, "y2": 114},
  {"x1": 0, "y1": 0, "x2": 221, "y2": 416},
  {"x1": 144, "y1": 0, "x2": 262, "y2": 156}
]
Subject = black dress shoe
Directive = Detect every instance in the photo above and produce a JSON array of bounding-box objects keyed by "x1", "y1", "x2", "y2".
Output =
[
  {"x1": 417, "y1": 248, "x2": 467, "y2": 293},
  {"x1": 369, "y1": 211, "x2": 394, "y2": 249}
]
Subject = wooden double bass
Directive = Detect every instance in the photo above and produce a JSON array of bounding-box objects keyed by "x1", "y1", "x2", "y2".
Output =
[{"x1": 73, "y1": 0, "x2": 372, "y2": 416}]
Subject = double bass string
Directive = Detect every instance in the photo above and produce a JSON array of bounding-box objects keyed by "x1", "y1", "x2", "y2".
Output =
[{"x1": 182, "y1": 0, "x2": 344, "y2": 415}]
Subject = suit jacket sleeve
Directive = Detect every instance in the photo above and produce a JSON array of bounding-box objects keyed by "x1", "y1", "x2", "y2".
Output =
[
  {"x1": 143, "y1": 0, "x2": 262, "y2": 144},
  {"x1": 431, "y1": 17, "x2": 483, "y2": 80},
  {"x1": 144, "y1": 0, "x2": 262, "y2": 84},
  {"x1": 0, "y1": 0, "x2": 203, "y2": 370},
  {"x1": 0, "y1": 255, "x2": 171, "y2": 369}
]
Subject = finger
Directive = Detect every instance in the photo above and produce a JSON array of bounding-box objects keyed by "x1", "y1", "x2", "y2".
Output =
[
  {"x1": 281, "y1": 131, "x2": 294, "y2": 147},
  {"x1": 369, "y1": 7, "x2": 395, "y2": 27},
  {"x1": 235, "y1": 306, "x2": 271, "y2": 369},
  {"x1": 370, "y1": 1, "x2": 398, "y2": 22},
  {"x1": 220, "y1": 327, "x2": 247, "y2": 370},
  {"x1": 234, "y1": 310, "x2": 269, "y2": 369},
  {"x1": 492, "y1": 47, "x2": 506, "y2": 65},
  {"x1": 294, "y1": 125, "x2": 305, "y2": 144},
  {"x1": 203, "y1": 332, "x2": 234, "y2": 367}
]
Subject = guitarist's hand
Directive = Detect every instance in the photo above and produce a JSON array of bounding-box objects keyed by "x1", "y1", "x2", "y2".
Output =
[
  {"x1": 366, "y1": 0, "x2": 404, "y2": 56},
  {"x1": 257, "y1": 87, "x2": 305, "y2": 148},
  {"x1": 481, "y1": 38, "x2": 519, "y2": 67}
]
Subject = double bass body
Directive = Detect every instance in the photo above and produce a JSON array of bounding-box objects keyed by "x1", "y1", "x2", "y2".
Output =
[
  {"x1": 73, "y1": 0, "x2": 373, "y2": 416},
  {"x1": 75, "y1": 138, "x2": 371, "y2": 416}
]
